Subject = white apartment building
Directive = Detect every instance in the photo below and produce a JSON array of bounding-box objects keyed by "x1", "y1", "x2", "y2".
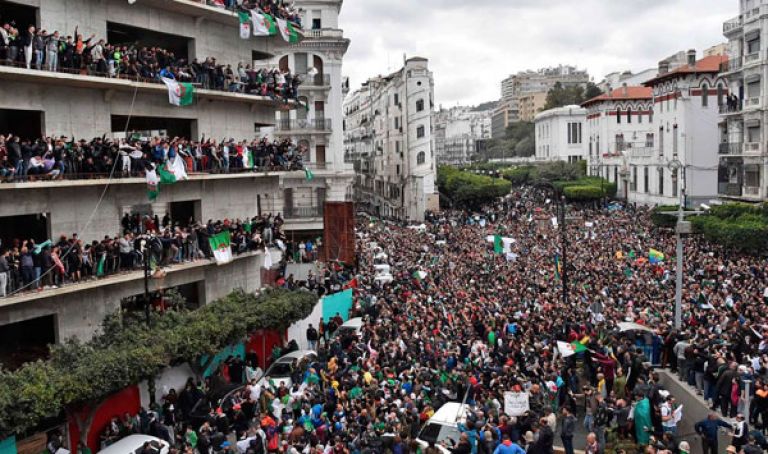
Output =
[
  {"x1": 433, "y1": 106, "x2": 492, "y2": 166},
  {"x1": 259, "y1": 0, "x2": 354, "y2": 232},
  {"x1": 639, "y1": 52, "x2": 726, "y2": 206},
  {"x1": 343, "y1": 57, "x2": 439, "y2": 221},
  {"x1": 534, "y1": 105, "x2": 587, "y2": 163},
  {"x1": 719, "y1": 0, "x2": 768, "y2": 200},
  {"x1": 583, "y1": 85, "x2": 654, "y2": 200}
]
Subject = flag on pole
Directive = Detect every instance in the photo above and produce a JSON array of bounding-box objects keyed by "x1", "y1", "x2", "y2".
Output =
[
  {"x1": 208, "y1": 231, "x2": 233, "y2": 265},
  {"x1": 252, "y1": 11, "x2": 277, "y2": 36},
  {"x1": 649, "y1": 248, "x2": 665, "y2": 264},
  {"x1": 305, "y1": 168, "x2": 314, "y2": 181},
  {"x1": 238, "y1": 12, "x2": 251, "y2": 39},
  {"x1": 277, "y1": 18, "x2": 299, "y2": 43},
  {"x1": 146, "y1": 168, "x2": 159, "y2": 201},
  {"x1": 161, "y1": 77, "x2": 195, "y2": 106}
]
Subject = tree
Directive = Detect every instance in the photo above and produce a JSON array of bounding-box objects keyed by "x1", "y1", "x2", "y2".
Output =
[{"x1": 543, "y1": 82, "x2": 603, "y2": 110}]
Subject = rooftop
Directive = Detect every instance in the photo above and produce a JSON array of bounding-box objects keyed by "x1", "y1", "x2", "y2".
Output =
[
  {"x1": 643, "y1": 55, "x2": 728, "y2": 86},
  {"x1": 534, "y1": 105, "x2": 587, "y2": 121},
  {"x1": 581, "y1": 86, "x2": 652, "y2": 107}
]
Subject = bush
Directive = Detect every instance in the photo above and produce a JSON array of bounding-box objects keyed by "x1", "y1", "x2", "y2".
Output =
[
  {"x1": 438, "y1": 166, "x2": 512, "y2": 209},
  {"x1": 551, "y1": 178, "x2": 615, "y2": 200},
  {"x1": 502, "y1": 166, "x2": 538, "y2": 186},
  {"x1": 708, "y1": 202, "x2": 763, "y2": 220},
  {"x1": 650, "y1": 205, "x2": 682, "y2": 228},
  {"x1": 563, "y1": 185, "x2": 603, "y2": 201},
  {"x1": 691, "y1": 213, "x2": 768, "y2": 253}
]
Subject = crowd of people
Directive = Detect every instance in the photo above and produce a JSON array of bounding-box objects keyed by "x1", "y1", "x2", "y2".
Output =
[
  {"x1": 0, "y1": 212, "x2": 290, "y2": 297},
  {"x1": 208, "y1": 0, "x2": 303, "y2": 25},
  {"x1": 73, "y1": 185, "x2": 768, "y2": 454},
  {"x1": 0, "y1": 134, "x2": 306, "y2": 181},
  {"x1": 0, "y1": 23, "x2": 303, "y2": 101}
]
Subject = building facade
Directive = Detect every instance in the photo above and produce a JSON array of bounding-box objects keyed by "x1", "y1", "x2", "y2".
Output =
[
  {"x1": 433, "y1": 106, "x2": 492, "y2": 166},
  {"x1": 519, "y1": 92, "x2": 548, "y2": 122},
  {"x1": 719, "y1": 1, "x2": 768, "y2": 200},
  {"x1": 491, "y1": 101, "x2": 518, "y2": 138},
  {"x1": 583, "y1": 85, "x2": 654, "y2": 200},
  {"x1": 534, "y1": 105, "x2": 587, "y2": 162},
  {"x1": 0, "y1": 0, "x2": 306, "y2": 351},
  {"x1": 343, "y1": 57, "x2": 439, "y2": 221},
  {"x1": 261, "y1": 0, "x2": 355, "y2": 232}
]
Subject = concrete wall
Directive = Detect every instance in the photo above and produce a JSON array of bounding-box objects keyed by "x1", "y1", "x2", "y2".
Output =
[{"x1": 0, "y1": 249, "x2": 278, "y2": 341}]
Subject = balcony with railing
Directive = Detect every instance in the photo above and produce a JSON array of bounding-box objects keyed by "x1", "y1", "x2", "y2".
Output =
[
  {"x1": 744, "y1": 142, "x2": 763, "y2": 154},
  {"x1": 719, "y1": 142, "x2": 743, "y2": 154},
  {"x1": 720, "y1": 101, "x2": 744, "y2": 114},
  {"x1": 745, "y1": 51, "x2": 762, "y2": 65},
  {"x1": 284, "y1": 205, "x2": 324, "y2": 218},
  {"x1": 274, "y1": 118, "x2": 332, "y2": 133},
  {"x1": 299, "y1": 73, "x2": 331, "y2": 88},
  {"x1": 303, "y1": 28, "x2": 345, "y2": 39},
  {"x1": 630, "y1": 147, "x2": 654, "y2": 157},
  {"x1": 724, "y1": 15, "x2": 743, "y2": 34},
  {"x1": 720, "y1": 58, "x2": 743, "y2": 73}
]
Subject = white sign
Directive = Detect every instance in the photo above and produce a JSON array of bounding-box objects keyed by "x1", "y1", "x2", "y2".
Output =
[{"x1": 504, "y1": 391, "x2": 530, "y2": 416}]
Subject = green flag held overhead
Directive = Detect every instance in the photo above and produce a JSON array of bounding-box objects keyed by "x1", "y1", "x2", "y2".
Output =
[{"x1": 305, "y1": 168, "x2": 314, "y2": 181}]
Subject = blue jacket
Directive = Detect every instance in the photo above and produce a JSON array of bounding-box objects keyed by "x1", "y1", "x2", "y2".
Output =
[
  {"x1": 494, "y1": 441, "x2": 526, "y2": 454},
  {"x1": 695, "y1": 418, "x2": 732, "y2": 441}
]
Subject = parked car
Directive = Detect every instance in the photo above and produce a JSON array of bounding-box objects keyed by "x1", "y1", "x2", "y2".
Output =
[
  {"x1": 415, "y1": 402, "x2": 470, "y2": 453},
  {"x1": 98, "y1": 434, "x2": 169, "y2": 454},
  {"x1": 255, "y1": 349, "x2": 317, "y2": 390}
]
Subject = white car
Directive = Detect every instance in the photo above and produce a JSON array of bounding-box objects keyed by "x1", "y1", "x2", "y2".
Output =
[
  {"x1": 331, "y1": 317, "x2": 365, "y2": 341},
  {"x1": 255, "y1": 350, "x2": 317, "y2": 390},
  {"x1": 415, "y1": 402, "x2": 470, "y2": 453},
  {"x1": 98, "y1": 434, "x2": 169, "y2": 454}
]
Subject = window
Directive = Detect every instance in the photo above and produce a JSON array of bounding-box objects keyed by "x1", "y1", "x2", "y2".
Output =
[
  {"x1": 417, "y1": 151, "x2": 426, "y2": 165},
  {"x1": 717, "y1": 83, "x2": 724, "y2": 106},
  {"x1": 672, "y1": 124, "x2": 678, "y2": 157},
  {"x1": 396, "y1": 164, "x2": 401, "y2": 175},
  {"x1": 617, "y1": 108, "x2": 622, "y2": 124},
  {"x1": 394, "y1": 93, "x2": 399, "y2": 106},
  {"x1": 416, "y1": 125, "x2": 425, "y2": 138},
  {"x1": 638, "y1": 110, "x2": 643, "y2": 123},
  {"x1": 312, "y1": 18, "x2": 322, "y2": 29},
  {"x1": 649, "y1": 109, "x2": 653, "y2": 123},
  {"x1": 658, "y1": 126, "x2": 664, "y2": 157},
  {"x1": 394, "y1": 117, "x2": 399, "y2": 129},
  {"x1": 416, "y1": 99, "x2": 425, "y2": 112},
  {"x1": 627, "y1": 108, "x2": 632, "y2": 123},
  {"x1": 645, "y1": 133, "x2": 654, "y2": 148},
  {"x1": 672, "y1": 169, "x2": 678, "y2": 197},
  {"x1": 658, "y1": 167, "x2": 664, "y2": 195},
  {"x1": 567, "y1": 122, "x2": 582, "y2": 144},
  {"x1": 644, "y1": 167, "x2": 649, "y2": 193},
  {"x1": 632, "y1": 166, "x2": 638, "y2": 191},
  {"x1": 614, "y1": 166, "x2": 618, "y2": 183},
  {"x1": 615, "y1": 134, "x2": 625, "y2": 151},
  {"x1": 702, "y1": 83, "x2": 709, "y2": 107}
]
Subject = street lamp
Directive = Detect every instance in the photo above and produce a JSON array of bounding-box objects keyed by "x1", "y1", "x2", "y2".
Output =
[{"x1": 668, "y1": 159, "x2": 689, "y2": 330}]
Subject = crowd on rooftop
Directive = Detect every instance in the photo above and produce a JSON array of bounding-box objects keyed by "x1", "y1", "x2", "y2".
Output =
[
  {"x1": 0, "y1": 213, "x2": 294, "y2": 298},
  {"x1": 0, "y1": 134, "x2": 306, "y2": 181},
  {"x1": 60, "y1": 186, "x2": 768, "y2": 454},
  {"x1": 210, "y1": 0, "x2": 303, "y2": 25}
]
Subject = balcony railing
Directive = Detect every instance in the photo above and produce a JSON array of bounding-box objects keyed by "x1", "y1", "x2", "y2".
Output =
[
  {"x1": 724, "y1": 15, "x2": 743, "y2": 34},
  {"x1": 303, "y1": 28, "x2": 344, "y2": 39},
  {"x1": 745, "y1": 51, "x2": 762, "y2": 63},
  {"x1": 274, "y1": 118, "x2": 332, "y2": 132},
  {"x1": 719, "y1": 182, "x2": 743, "y2": 196},
  {"x1": 284, "y1": 205, "x2": 324, "y2": 218},
  {"x1": 720, "y1": 102, "x2": 743, "y2": 114},
  {"x1": 719, "y1": 142, "x2": 743, "y2": 154},
  {"x1": 745, "y1": 142, "x2": 762, "y2": 154},
  {"x1": 720, "y1": 58, "x2": 743, "y2": 73},
  {"x1": 630, "y1": 147, "x2": 654, "y2": 157},
  {"x1": 746, "y1": 186, "x2": 761, "y2": 196},
  {"x1": 300, "y1": 73, "x2": 331, "y2": 87}
]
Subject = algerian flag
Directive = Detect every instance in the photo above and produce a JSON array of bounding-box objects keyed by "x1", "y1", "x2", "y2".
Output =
[
  {"x1": 412, "y1": 270, "x2": 427, "y2": 280},
  {"x1": 146, "y1": 168, "x2": 159, "y2": 201},
  {"x1": 170, "y1": 156, "x2": 188, "y2": 181},
  {"x1": 493, "y1": 234, "x2": 503, "y2": 254},
  {"x1": 252, "y1": 12, "x2": 277, "y2": 36},
  {"x1": 161, "y1": 77, "x2": 194, "y2": 106},
  {"x1": 208, "y1": 231, "x2": 232, "y2": 265},
  {"x1": 243, "y1": 147, "x2": 254, "y2": 169},
  {"x1": 571, "y1": 339, "x2": 588, "y2": 353},
  {"x1": 96, "y1": 254, "x2": 106, "y2": 276},
  {"x1": 557, "y1": 341, "x2": 576, "y2": 358},
  {"x1": 238, "y1": 12, "x2": 251, "y2": 39},
  {"x1": 277, "y1": 18, "x2": 299, "y2": 43},
  {"x1": 158, "y1": 163, "x2": 177, "y2": 185},
  {"x1": 305, "y1": 168, "x2": 314, "y2": 181}
]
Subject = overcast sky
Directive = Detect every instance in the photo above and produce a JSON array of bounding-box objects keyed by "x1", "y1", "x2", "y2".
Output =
[{"x1": 339, "y1": 0, "x2": 735, "y2": 107}]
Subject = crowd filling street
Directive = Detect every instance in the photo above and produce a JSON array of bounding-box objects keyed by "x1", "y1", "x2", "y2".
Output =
[{"x1": 67, "y1": 186, "x2": 768, "y2": 454}]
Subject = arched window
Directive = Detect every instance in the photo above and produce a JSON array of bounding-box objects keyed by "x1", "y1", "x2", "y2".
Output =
[
  {"x1": 702, "y1": 83, "x2": 709, "y2": 107},
  {"x1": 717, "y1": 83, "x2": 724, "y2": 106},
  {"x1": 617, "y1": 108, "x2": 622, "y2": 124},
  {"x1": 627, "y1": 108, "x2": 632, "y2": 124},
  {"x1": 417, "y1": 151, "x2": 426, "y2": 165},
  {"x1": 416, "y1": 99, "x2": 425, "y2": 112}
]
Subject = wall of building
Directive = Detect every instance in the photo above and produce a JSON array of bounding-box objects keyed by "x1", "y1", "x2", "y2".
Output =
[{"x1": 535, "y1": 106, "x2": 587, "y2": 162}]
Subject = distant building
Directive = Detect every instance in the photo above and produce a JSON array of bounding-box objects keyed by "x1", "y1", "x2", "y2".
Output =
[
  {"x1": 704, "y1": 43, "x2": 728, "y2": 57},
  {"x1": 492, "y1": 101, "x2": 517, "y2": 138},
  {"x1": 519, "y1": 92, "x2": 548, "y2": 122},
  {"x1": 343, "y1": 57, "x2": 439, "y2": 221},
  {"x1": 597, "y1": 69, "x2": 656, "y2": 94},
  {"x1": 433, "y1": 106, "x2": 492, "y2": 165},
  {"x1": 534, "y1": 105, "x2": 587, "y2": 163}
]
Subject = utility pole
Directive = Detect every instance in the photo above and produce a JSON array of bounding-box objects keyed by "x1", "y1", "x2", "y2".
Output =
[
  {"x1": 669, "y1": 160, "x2": 689, "y2": 330},
  {"x1": 559, "y1": 195, "x2": 568, "y2": 308}
]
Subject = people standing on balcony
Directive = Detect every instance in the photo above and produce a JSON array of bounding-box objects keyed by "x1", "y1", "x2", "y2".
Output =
[
  {"x1": 20, "y1": 25, "x2": 34, "y2": 69},
  {"x1": 44, "y1": 30, "x2": 61, "y2": 72},
  {"x1": 32, "y1": 28, "x2": 45, "y2": 70}
]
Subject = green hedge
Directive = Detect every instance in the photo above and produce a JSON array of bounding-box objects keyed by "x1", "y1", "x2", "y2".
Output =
[
  {"x1": 0, "y1": 288, "x2": 318, "y2": 438},
  {"x1": 502, "y1": 166, "x2": 538, "y2": 186},
  {"x1": 651, "y1": 205, "x2": 687, "y2": 228},
  {"x1": 691, "y1": 213, "x2": 768, "y2": 252},
  {"x1": 552, "y1": 177, "x2": 616, "y2": 200},
  {"x1": 438, "y1": 166, "x2": 512, "y2": 208},
  {"x1": 563, "y1": 185, "x2": 604, "y2": 201}
]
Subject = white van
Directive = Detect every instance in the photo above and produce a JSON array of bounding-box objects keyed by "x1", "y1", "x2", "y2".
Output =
[
  {"x1": 98, "y1": 435, "x2": 169, "y2": 454},
  {"x1": 415, "y1": 402, "x2": 470, "y2": 453},
  {"x1": 331, "y1": 317, "x2": 365, "y2": 341}
]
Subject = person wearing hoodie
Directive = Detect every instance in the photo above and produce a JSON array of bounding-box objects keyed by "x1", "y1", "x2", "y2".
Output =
[{"x1": 493, "y1": 434, "x2": 525, "y2": 454}]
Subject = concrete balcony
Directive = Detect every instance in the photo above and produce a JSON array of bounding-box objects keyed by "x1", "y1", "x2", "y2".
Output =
[
  {"x1": 746, "y1": 96, "x2": 762, "y2": 109},
  {"x1": 298, "y1": 73, "x2": 331, "y2": 91},
  {"x1": 273, "y1": 118, "x2": 332, "y2": 135},
  {"x1": 629, "y1": 146, "x2": 654, "y2": 157},
  {"x1": 719, "y1": 102, "x2": 744, "y2": 115},
  {"x1": 0, "y1": 65, "x2": 296, "y2": 110},
  {"x1": 303, "y1": 28, "x2": 345, "y2": 39},
  {"x1": 719, "y1": 58, "x2": 743, "y2": 74},
  {"x1": 723, "y1": 15, "x2": 743, "y2": 35},
  {"x1": 745, "y1": 51, "x2": 762, "y2": 65},
  {"x1": 719, "y1": 142, "x2": 743, "y2": 155},
  {"x1": 744, "y1": 142, "x2": 763, "y2": 154}
]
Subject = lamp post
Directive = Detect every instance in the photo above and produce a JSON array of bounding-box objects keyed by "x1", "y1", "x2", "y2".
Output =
[{"x1": 668, "y1": 159, "x2": 688, "y2": 330}]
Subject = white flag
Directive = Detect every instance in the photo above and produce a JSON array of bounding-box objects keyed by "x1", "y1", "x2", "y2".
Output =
[
  {"x1": 251, "y1": 12, "x2": 270, "y2": 36},
  {"x1": 263, "y1": 248, "x2": 273, "y2": 269},
  {"x1": 557, "y1": 341, "x2": 576, "y2": 358},
  {"x1": 170, "y1": 156, "x2": 188, "y2": 181}
]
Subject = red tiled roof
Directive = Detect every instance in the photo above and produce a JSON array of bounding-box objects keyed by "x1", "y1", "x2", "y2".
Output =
[
  {"x1": 643, "y1": 55, "x2": 727, "y2": 86},
  {"x1": 581, "y1": 86, "x2": 653, "y2": 107}
]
